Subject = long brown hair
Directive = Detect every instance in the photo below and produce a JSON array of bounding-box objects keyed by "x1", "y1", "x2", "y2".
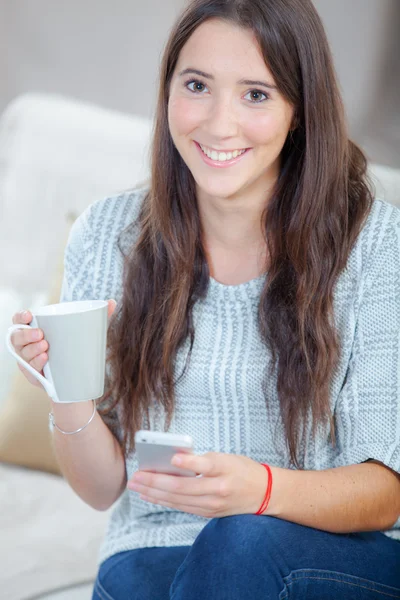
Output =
[{"x1": 98, "y1": 0, "x2": 373, "y2": 468}]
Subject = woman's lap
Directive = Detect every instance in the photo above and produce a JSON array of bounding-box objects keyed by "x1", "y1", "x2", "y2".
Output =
[
  {"x1": 92, "y1": 516, "x2": 400, "y2": 600},
  {"x1": 170, "y1": 516, "x2": 400, "y2": 599}
]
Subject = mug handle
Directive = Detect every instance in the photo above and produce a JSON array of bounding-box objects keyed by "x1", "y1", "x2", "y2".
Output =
[{"x1": 6, "y1": 324, "x2": 57, "y2": 401}]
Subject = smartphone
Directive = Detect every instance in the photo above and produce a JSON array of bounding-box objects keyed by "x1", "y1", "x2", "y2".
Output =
[{"x1": 135, "y1": 430, "x2": 197, "y2": 477}]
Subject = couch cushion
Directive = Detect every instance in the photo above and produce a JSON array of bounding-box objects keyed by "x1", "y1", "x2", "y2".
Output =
[
  {"x1": 0, "y1": 463, "x2": 111, "y2": 600},
  {"x1": 0, "y1": 92, "x2": 152, "y2": 293},
  {"x1": 0, "y1": 372, "x2": 62, "y2": 474}
]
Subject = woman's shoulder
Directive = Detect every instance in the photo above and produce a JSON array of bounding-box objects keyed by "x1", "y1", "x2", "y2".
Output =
[
  {"x1": 87, "y1": 183, "x2": 150, "y2": 234},
  {"x1": 67, "y1": 183, "x2": 150, "y2": 257},
  {"x1": 345, "y1": 196, "x2": 400, "y2": 289},
  {"x1": 358, "y1": 196, "x2": 400, "y2": 254},
  {"x1": 363, "y1": 195, "x2": 400, "y2": 233}
]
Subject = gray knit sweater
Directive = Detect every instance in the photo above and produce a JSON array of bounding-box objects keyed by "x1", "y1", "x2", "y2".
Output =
[{"x1": 60, "y1": 186, "x2": 400, "y2": 566}]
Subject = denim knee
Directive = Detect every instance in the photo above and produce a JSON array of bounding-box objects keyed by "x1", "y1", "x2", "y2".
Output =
[
  {"x1": 193, "y1": 514, "x2": 289, "y2": 557},
  {"x1": 169, "y1": 515, "x2": 289, "y2": 598},
  {"x1": 177, "y1": 514, "x2": 292, "y2": 570}
]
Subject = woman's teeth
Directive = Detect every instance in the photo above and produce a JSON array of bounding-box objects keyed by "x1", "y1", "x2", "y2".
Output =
[{"x1": 199, "y1": 143, "x2": 247, "y2": 162}]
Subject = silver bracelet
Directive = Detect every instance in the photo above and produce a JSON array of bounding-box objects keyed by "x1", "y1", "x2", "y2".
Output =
[{"x1": 48, "y1": 399, "x2": 97, "y2": 435}]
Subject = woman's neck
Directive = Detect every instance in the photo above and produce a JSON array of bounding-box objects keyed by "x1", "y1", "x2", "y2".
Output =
[{"x1": 197, "y1": 193, "x2": 267, "y2": 253}]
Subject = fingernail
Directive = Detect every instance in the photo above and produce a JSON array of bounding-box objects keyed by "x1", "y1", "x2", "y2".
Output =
[{"x1": 171, "y1": 455, "x2": 182, "y2": 466}]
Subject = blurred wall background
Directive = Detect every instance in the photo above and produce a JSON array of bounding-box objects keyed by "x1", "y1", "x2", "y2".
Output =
[{"x1": 0, "y1": 0, "x2": 399, "y2": 168}]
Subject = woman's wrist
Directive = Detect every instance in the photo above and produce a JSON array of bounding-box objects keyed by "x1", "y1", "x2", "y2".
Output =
[
  {"x1": 255, "y1": 463, "x2": 273, "y2": 515},
  {"x1": 50, "y1": 399, "x2": 96, "y2": 431},
  {"x1": 256, "y1": 465, "x2": 286, "y2": 517}
]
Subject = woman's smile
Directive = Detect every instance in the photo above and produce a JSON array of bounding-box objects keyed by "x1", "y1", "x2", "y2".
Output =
[{"x1": 194, "y1": 140, "x2": 252, "y2": 168}]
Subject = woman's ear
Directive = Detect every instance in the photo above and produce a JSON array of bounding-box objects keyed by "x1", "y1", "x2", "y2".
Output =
[{"x1": 290, "y1": 113, "x2": 300, "y2": 132}]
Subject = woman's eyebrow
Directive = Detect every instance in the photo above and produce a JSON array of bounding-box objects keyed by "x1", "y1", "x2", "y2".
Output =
[{"x1": 178, "y1": 68, "x2": 277, "y2": 90}]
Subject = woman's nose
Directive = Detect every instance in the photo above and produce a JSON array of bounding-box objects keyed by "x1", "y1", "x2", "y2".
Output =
[{"x1": 203, "y1": 97, "x2": 239, "y2": 138}]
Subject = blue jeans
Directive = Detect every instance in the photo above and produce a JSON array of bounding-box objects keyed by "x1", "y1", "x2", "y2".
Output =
[{"x1": 92, "y1": 515, "x2": 400, "y2": 599}]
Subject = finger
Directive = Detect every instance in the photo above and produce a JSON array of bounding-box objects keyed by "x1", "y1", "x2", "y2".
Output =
[
  {"x1": 17, "y1": 351, "x2": 48, "y2": 374},
  {"x1": 128, "y1": 471, "x2": 215, "y2": 496},
  {"x1": 28, "y1": 352, "x2": 48, "y2": 373},
  {"x1": 107, "y1": 299, "x2": 117, "y2": 319},
  {"x1": 10, "y1": 327, "x2": 43, "y2": 350},
  {"x1": 132, "y1": 483, "x2": 221, "y2": 510},
  {"x1": 21, "y1": 339, "x2": 49, "y2": 362},
  {"x1": 12, "y1": 310, "x2": 32, "y2": 325},
  {"x1": 172, "y1": 452, "x2": 221, "y2": 477},
  {"x1": 139, "y1": 494, "x2": 221, "y2": 519}
]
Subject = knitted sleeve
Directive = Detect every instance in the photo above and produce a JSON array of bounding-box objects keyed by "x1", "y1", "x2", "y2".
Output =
[
  {"x1": 333, "y1": 208, "x2": 400, "y2": 475},
  {"x1": 59, "y1": 204, "x2": 122, "y2": 444}
]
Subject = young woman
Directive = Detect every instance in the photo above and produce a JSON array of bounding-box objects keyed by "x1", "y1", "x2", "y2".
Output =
[{"x1": 11, "y1": 0, "x2": 400, "y2": 598}]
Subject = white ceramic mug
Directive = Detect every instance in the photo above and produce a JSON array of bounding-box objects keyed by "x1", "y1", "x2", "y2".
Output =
[{"x1": 6, "y1": 300, "x2": 108, "y2": 403}]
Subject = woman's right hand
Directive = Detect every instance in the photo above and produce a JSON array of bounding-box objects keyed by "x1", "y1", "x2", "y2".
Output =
[{"x1": 10, "y1": 299, "x2": 117, "y2": 388}]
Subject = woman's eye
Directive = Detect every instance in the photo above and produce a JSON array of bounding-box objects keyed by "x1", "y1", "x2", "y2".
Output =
[
  {"x1": 244, "y1": 90, "x2": 268, "y2": 104},
  {"x1": 186, "y1": 80, "x2": 208, "y2": 94}
]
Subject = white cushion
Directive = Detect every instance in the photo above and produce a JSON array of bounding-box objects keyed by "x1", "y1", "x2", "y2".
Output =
[
  {"x1": 0, "y1": 93, "x2": 152, "y2": 293},
  {"x1": 0, "y1": 463, "x2": 110, "y2": 600}
]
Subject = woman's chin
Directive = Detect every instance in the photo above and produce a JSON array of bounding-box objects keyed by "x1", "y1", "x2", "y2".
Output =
[{"x1": 194, "y1": 179, "x2": 246, "y2": 200}]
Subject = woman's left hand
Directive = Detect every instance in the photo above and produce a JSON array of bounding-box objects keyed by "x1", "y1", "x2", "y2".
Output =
[{"x1": 127, "y1": 452, "x2": 269, "y2": 518}]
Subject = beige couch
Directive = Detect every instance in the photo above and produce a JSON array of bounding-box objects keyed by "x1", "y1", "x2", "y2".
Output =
[
  {"x1": 0, "y1": 94, "x2": 151, "y2": 600},
  {"x1": 0, "y1": 93, "x2": 399, "y2": 600}
]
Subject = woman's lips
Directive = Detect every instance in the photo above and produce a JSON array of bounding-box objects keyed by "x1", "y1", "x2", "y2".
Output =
[{"x1": 194, "y1": 141, "x2": 251, "y2": 168}]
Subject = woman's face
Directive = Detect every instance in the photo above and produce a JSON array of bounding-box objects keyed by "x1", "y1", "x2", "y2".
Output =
[{"x1": 168, "y1": 18, "x2": 295, "y2": 202}]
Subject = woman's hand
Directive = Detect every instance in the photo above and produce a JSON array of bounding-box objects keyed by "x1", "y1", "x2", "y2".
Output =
[
  {"x1": 10, "y1": 299, "x2": 117, "y2": 388},
  {"x1": 127, "y1": 452, "x2": 269, "y2": 518}
]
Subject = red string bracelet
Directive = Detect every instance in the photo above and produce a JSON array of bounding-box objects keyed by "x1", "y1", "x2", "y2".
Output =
[{"x1": 254, "y1": 463, "x2": 273, "y2": 515}]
